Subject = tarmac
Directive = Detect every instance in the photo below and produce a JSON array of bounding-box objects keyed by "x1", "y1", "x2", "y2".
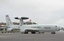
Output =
[{"x1": 0, "y1": 31, "x2": 64, "y2": 41}]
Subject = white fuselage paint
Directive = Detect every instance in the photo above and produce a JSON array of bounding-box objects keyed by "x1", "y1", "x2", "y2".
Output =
[{"x1": 20, "y1": 24, "x2": 61, "y2": 32}]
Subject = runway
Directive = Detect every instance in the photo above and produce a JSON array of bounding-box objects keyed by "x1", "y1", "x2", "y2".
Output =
[{"x1": 0, "y1": 32, "x2": 64, "y2": 41}]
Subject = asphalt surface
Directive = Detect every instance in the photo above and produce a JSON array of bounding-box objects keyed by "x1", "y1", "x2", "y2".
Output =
[{"x1": 0, "y1": 32, "x2": 64, "y2": 41}]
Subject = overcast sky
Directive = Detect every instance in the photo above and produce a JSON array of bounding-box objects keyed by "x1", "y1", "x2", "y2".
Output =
[{"x1": 0, "y1": 0, "x2": 64, "y2": 26}]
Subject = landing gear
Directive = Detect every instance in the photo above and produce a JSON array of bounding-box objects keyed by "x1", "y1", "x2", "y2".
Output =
[
  {"x1": 24, "y1": 32, "x2": 28, "y2": 34},
  {"x1": 51, "y1": 32, "x2": 55, "y2": 34},
  {"x1": 38, "y1": 32, "x2": 41, "y2": 34},
  {"x1": 42, "y1": 32, "x2": 45, "y2": 34},
  {"x1": 21, "y1": 32, "x2": 28, "y2": 34},
  {"x1": 31, "y1": 32, "x2": 36, "y2": 34}
]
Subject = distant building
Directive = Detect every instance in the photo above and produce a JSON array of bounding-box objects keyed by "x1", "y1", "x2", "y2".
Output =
[
  {"x1": 0, "y1": 22, "x2": 37, "y2": 27},
  {"x1": 0, "y1": 22, "x2": 37, "y2": 31}
]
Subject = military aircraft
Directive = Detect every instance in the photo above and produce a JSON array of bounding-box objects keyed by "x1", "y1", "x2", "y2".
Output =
[{"x1": 15, "y1": 17, "x2": 64, "y2": 34}]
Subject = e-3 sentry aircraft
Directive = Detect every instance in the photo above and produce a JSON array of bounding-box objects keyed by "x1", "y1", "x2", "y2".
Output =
[{"x1": 15, "y1": 17, "x2": 64, "y2": 34}]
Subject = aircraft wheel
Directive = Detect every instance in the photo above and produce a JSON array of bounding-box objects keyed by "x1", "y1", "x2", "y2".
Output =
[
  {"x1": 51, "y1": 32, "x2": 55, "y2": 34},
  {"x1": 5, "y1": 32, "x2": 6, "y2": 33},
  {"x1": 1, "y1": 32, "x2": 4, "y2": 33},
  {"x1": 31, "y1": 32, "x2": 36, "y2": 34},
  {"x1": 38, "y1": 32, "x2": 41, "y2": 34},
  {"x1": 42, "y1": 32, "x2": 45, "y2": 34},
  {"x1": 21, "y1": 32, "x2": 28, "y2": 34},
  {"x1": 8, "y1": 32, "x2": 9, "y2": 33},
  {"x1": 24, "y1": 32, "x2": 28, "y2": 34}
]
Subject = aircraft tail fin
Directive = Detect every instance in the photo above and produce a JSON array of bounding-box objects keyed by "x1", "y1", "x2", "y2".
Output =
[{"x1": 6, "y1": 15, "x2": 13, "y2": 26}]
